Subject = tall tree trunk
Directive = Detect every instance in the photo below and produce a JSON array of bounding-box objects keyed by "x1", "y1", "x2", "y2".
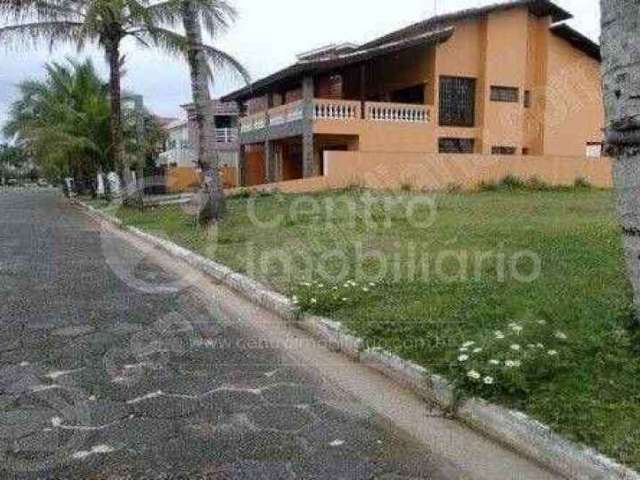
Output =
[
  {"x1": 182, "y1": 0, "x2": 225, "y2": 225},
  {"x1": 601, "y1": 0, "x2": 640, "y2": 317},
  {"x1": 105, "y1": 40, "x2": 132, "y2": 204}
]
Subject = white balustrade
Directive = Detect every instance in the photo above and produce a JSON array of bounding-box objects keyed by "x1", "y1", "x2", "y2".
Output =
[
  {"x1": 313, "y1": 99, "x2": 361, "y2": 120},
  {"x1": 365, "y1": 102, "x2": 431, "y2": 123},
  {"x1": 214, "y1": 128, "x2": 238, "y2": 143}
]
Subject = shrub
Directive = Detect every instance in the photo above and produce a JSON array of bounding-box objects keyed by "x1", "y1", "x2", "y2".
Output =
[
  {"x1": 498, "y1": 175, "x2": 526, "y2": 191},
  {"x1": 525, "y1": 176, "x2": 551, "y2": 192},
  {"x1": 446, "y1": 182, "x2": 463, "y2": 194},
  {"x1": 574, "y1": 177, "x2": 592, "y2": 189},
  {"x1": 400, "y1": 181, "x2": 414, "y2": 192},
  {"x1": 477, "y1": 180, "x2": 499, "y2": 192}
]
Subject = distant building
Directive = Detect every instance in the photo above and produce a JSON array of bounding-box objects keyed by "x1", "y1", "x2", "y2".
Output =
[{"x1": 158, "y1": 119, "x2": 193, "y2": 168}]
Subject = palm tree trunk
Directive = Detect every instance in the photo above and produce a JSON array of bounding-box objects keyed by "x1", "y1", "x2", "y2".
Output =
[
  {"x1": 601, "y1": 0, "x2": 640, "y2": 316},
  {"x1": 182, "y1": 0, "x2": 225, "y2": 225},
  {"x1": 105, "y1": 40, "x2": 131, "y2": 204}
]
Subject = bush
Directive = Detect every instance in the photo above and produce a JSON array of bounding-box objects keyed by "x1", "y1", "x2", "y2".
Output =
[
  {"x1": 498, "y1": 175, "x2": 526, "y2": 191},
  {"x1": 525, "y1": 176, "x2": 551, "y2": 192},
  {"x1": 446, "y1": 182, "x2": 463, "y2": 194},
  {"x1": 477, "y1": 180, "x2": 499, "y2": 192},
  {"x1": 574, "y1": 177, "x2": 592, "y2": 189}
]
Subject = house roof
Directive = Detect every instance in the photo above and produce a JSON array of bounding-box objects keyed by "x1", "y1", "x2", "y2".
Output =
[
  {"x1": 222, "y1": 28, "x2": 454, "y2": 102},
  {"x1": 359, "y1": 0, "x2": 571, "y2": 49},
  {"x1": 222, "y1": 0, "x2": 581, "y2": 103},
  {"x1": 550, "y1": 24, "x2": 601, "y2": 61},
  {"x1": 164, "y1": 119, "x2": 187, "y2": 131}
]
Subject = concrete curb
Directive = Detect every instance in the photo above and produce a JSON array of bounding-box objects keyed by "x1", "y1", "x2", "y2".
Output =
[
  {"x1": 296, "y1": 315, "x2": 364, "y2": 361},
  {"x1": 360, "y1": 348, "x2": 456, "y2": 410},
  {"x1": 458, "y1": 399, "x2": 640, "y2": 480},
  {"x1": 75, "y1": 199, "x2": 639, "y2": 480}
]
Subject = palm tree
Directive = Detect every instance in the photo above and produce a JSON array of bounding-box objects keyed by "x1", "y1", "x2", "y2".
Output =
[
  {"x1": 4, "y1": 59, "x2": 111, "y2": 187},
  {"x1": 4, "y1": 58, "x2": 163, "y2": 191},
  {"x1": 151, "y1": 0, "x2": 249, "y2": 224},
  {"x1": 0, "y1": 0, "x2": 237, "y2": 205},
  {"x1": 600, "y1": 0, "x2": 640, "y2": 315}
]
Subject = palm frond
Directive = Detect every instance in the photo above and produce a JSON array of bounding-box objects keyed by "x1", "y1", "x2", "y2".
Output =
[{"x1": 0, "y1": 21, "x2": 87, "y2": 49}]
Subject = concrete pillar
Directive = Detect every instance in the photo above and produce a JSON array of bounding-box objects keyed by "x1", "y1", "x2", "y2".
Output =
[
  {"x1": 265, "y1": 140, "x2": 277, "y2": 183},
  {"x1": 239, "y1": 145, "x2": 247, "y2": 186},
  {"x1": 302, "y1": 76, "x2": 316, "y2": 178}
]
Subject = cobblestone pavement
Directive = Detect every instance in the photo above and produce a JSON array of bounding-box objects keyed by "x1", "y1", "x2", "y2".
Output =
[{"x1": 0, "y1": 191, "x2": 463, "y2": 479}]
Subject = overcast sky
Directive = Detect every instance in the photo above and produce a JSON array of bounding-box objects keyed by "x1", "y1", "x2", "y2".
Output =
[{"x1": 0, "y1": 0, "x2": 600, "y2": 138}]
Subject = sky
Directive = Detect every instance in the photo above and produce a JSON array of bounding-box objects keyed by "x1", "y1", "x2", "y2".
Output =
[{"x1": 0, "y1": 0, "x2": 601, "y2": 139}]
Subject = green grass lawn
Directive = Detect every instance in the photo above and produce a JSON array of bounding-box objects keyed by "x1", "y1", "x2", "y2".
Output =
[{"x1": 114, "y1": 188, "x2": 640, "y2": 469}]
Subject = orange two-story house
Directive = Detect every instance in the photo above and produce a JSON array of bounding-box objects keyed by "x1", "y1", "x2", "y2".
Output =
[{"x1": 222, "y1": 0, "x2": 604, "y2": 187}]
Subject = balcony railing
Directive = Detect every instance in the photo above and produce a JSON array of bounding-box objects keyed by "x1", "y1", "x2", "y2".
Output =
[
  {"x1": 215, "y1": 128, "x2": 238, "y2": 143},
  {"x1": 365, "y1": 102, "x2": 431, "y2": 123},
  {"x1": 240, "y1": 112, "x2": 267, "y2": 133},
  {"x1": 239, "y1": 99, "x2": 432, "y2": 133},
  {"x1": 313, "y1": 99, "x2": 360, "y2": 120},
  {"x1": 269, "y1": 100, "x2": 304, "y2": 126}
]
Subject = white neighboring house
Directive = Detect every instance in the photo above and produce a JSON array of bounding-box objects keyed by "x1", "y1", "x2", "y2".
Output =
[{"x1": 157, "y1": 119, "x2": 195, "y2": 168}]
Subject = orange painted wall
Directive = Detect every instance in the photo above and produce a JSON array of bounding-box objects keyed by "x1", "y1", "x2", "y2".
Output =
[
  {"x1": 167, "y1": 166, "x2": 238, "y2": 192},
  {"x1": 543, "y1": 33, "x2": 605, "y2": 156},
  {"x1": 235, "y1": 151, "x2": 612, "y2": 194}
]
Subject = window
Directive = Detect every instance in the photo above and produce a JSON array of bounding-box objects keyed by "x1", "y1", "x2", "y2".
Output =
[
  {"x1": 491, "y1": 86, "x2": 519, "y2": 103},
  {"x1": 439, "y1": 76, "x2": 476, "y2": 127},
  {"x1": 492, "y1": 146, "x2": 517, "y2": 155},
  {"x1": 439, "y1": 138, "x2": 475, "y2": 154},
  {"x1": 522, "y1": 147, "x2": 530, "y2": 156},
  {"x1": 524, "y1": 90, "x2": 531, "y2": 108},
  {"x1": 586, "y1": 142, "x2": 603, "y2": 158}
]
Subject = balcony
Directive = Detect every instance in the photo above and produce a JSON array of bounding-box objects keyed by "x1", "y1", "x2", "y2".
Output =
[
  {"x1": 215, "y1": 128, "x2": 239, "y2": 144},
  {"x1": 240, "y1": 99, "x2": 432, "y2": 134}
]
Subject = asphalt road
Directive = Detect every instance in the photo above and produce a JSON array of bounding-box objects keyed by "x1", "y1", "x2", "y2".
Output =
[{"x1": 0, "y1": 190, "x2": 462, "y2": 479}]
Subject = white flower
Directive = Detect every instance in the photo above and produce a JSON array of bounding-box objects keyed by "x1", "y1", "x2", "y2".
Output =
[
  {"x1": 536, "y1": 343, "x2": 544, "y2": 349},
  {"x1": 369, "y1": 282, "x2": 376, "y2": 287},
  {"x1": 505, "y1": 360, "x2": 521, "y2": 368},
  {"x1": 459, "y1": 347, "x2": 468, "y2": 352},
  {"x1": 547, "y1": 350, "x2": 558, "y2": 356},
  {"x1": 511, "y1": 324, "x2": 523, "y2": 334},
  {"x1": 342, "y1": 297, "x2": 349, "y2": 302},
  {"x1": 473, "y1": 348, "x2": 483, "y2": 354},
  {"x1": 292, "y1": 296, "x2": 299, "y2": 304},
  {"x1": 483, "y1": 376, "x2": 494, "y2": 385},
  {"x1": 488, "y1": 359, "x2": 501, "y2": 366},
  {"x1": 462, "y1": 341, "x2": 475, "y2": 348},
  {"x1": 510, "y1": 344, "x2": 521, "y2": 351},
  {"x1": 318, "y1": 283, "x2": 324, "y2": 288},
  {"x1": 467, "y1": 370, "x2": 481, "y2": 380},
  {"x1": 537, "y1": 319, "x2": 547, "y2": 325},
  {"x1": 555, "y1": 332, "x2": 568, "y2": 340},
  {"x1": 458, "y1": 355, "x2": 469, "y2": 362},
  {"x1": 362, "y1": 287, "x2": 369, "y2": 292},
  {"x1": 310, "y1": 298, "x2": 317, "y2": 304},
  {"x1": 527, "y1": 344, "x2": 536, "y2": 349},
  {"x1": 494, "y1": 331, "x2": 505, "y2": 339},
  {"x1": 301, "y1": 282, "x2": 311, "y2": 287}
]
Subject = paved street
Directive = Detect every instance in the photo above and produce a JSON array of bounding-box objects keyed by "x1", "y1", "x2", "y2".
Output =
[
  {"x1": 0, "y1": 190, "x2": 559, "y2": 480},
  {"x1": 0, "y1": 190, "x2": 460, "y2": 479}
]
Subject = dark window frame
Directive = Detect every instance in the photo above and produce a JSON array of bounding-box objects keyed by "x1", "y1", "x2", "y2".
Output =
[
  {"x1": 439, "y1": 137, "x2": 476, "y2": 154},
  {"x1": 490, "y1": 86, "x2": 520, "y2": 103},
  {"x1": 439, "y1": 76, "x2": 476, "y2": 127},
  {"x1": 491, "y1": 146, "x2": 518, "y2": 155},
  {"x1": 524, "y1": 90, "x2": 531, "y2": 108}
]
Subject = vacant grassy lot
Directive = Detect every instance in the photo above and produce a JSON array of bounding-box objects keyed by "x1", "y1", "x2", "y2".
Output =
[{"x1": 115, "y1": 189, "x2": 640, "y2": 468}]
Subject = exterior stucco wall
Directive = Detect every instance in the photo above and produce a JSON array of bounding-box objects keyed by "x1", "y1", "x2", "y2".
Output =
[{"x1": 543, "y1": 33, "x2": 605, "y2": 157}]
